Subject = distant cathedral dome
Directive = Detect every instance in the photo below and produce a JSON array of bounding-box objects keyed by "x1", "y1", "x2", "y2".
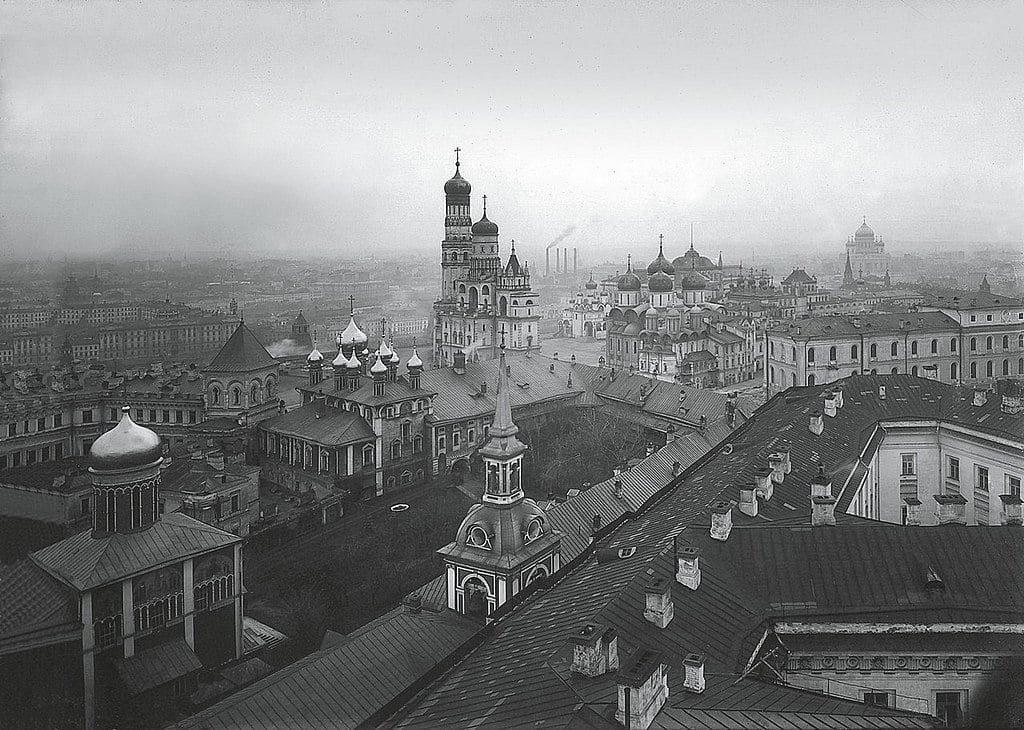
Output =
[
  {"x1": 340, "y1": 315, "x2": 367, "y2": 346},
  {"x1": 472, "y1": 213, "x2": 499, "y2": 237},
  {"x1": 444, "y1": 166, "x2": 471, "y2": 196},
  {"x1": 679, "y1": 270, "x2": 711, "y2": 290},
  {"x1": 855, "y1": 219, "x2": 875, "y2": 240},
  {"x1": 89, "y1": 406, "x2": 163, "y2": 472},
  {"x1": 585, "y1": 273, "x2": 598, "y2": 290},
  {"x1": 648, "y1": 270, "x2": 674, "y2": 292}
]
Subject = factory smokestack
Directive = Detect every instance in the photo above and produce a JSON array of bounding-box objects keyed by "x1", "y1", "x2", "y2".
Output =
[
  {"x1": 546, "y1": 249, "x2": 550, "y2": 277},
  {"x1": 574, "y1": 247, "x2": 578, "y2": 274},
  {"x1": 564, "y1": 248, "x2": 568, "y2": 274}
]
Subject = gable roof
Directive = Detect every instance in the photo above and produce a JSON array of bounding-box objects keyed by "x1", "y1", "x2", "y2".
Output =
[
  {"x1": 205, "y1": 322, "x2": 278, "y2": 373},
  {"x1": 31, "y1": 512, "x2": 240, "y2": 592},
  {"x1": 259, "y1": 403, "x2": 375, "y2": 447},
  {"x1": 0, "y1": 559, "x2": 78, "y2": 644}
]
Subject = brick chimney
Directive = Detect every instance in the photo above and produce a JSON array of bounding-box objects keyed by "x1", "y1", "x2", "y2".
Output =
[
  {"x1": 823, "y1": 391, "x2": 840, "y2": 417},
  {"x1": 810, "y1": 463, "x2": 832, "y2": 498},
  {"x1": 973, "y1": 389, "x2": 987, "y2": 407},
  {"x1": 833, "y1": 388, "x2": 844, "y2": 409},
  {"x1": 754, "y1": 467, "x2": 774, "y2": 500},
  {"x1": 767, "y1": 453, "x2": 786, "y2": 484},
  {"x1": 710, "y1": 500, "x2": 734, "y2": 541},
  {"x1": 403, "y1": 592, "x2": 422, "y2": 613},
  {"x1": 591, "y1": 513, "x2": 602, "y2": 537},
  {"x1": 682, "y1": 653, "x2": 706, "y2": 694},
  {"x1": 453, "y1": 350, "x2": 466, "y2": 375},
  {"x1": 643, "y1": 576, "x2": 674, "y2": 629},
  {"x1": 616, "y1": 648, "x2": 669, "y2": 730},
  {"x1": 904, "y1": 496, "x2": 922, "y2": 526},
  {"x1": 812, "y1": 495, "x2": 836, "y2": 526},
  {"x1": 999, "y1": 494, "x2": 1023, "y2": 526},
  {"x1": 674, "y1": 542, "x2": 701, "y2": 591},
  {"x1": 480, "y1": 381, "x2": 487, "y2": 395},
  {"x1": 934, "y1": 492, "x2": 967, "y2": 525},
  {"x1": 570, "y1": 623, "x2": 619, "y2": 678},
  {"x1": 809, "y1": 410, "x2": 824, "y2": 435},
  {"x1": 739, "y1": 483, "x2": 758, "y2": 517}
]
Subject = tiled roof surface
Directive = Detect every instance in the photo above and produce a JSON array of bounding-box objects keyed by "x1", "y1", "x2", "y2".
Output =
[
  {"x1": 177, "y1": 608, "x2": 478, "y2": 729},
  {"x1": 116, "y1": 639, "x2": 202, "y2": 695},
  {"x1": 594, "y1": 372, "x2": 752, "y2": 428},
  {"x1": 258, "y1": 403, "x2": 375, "y2": 447},
  {"x1": 0, "y1": 558, "x2": 78, "y2": 641},
  {"x1": 921, "y1": 290, "x2": 1023, "y2": 310},
  {"x1": 0, "y1": 457, "x2": 91, "y2": 494},
  {"x1": 31, "y1": 512, "x2": 240, "y2": 592},
  {"x1": 205, "y1": 322, "x2": 278, "y2": 373},
  {"x1": 767, "y1": 311, "x2": 957, "y2": 339}
]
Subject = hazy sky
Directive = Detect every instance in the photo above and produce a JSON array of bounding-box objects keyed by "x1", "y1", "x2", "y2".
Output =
[{"x1": 1, "y1": 1, "x2": 1021, "y2": 266}]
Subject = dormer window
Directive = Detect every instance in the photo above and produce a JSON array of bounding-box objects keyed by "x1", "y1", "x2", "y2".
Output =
[
  {"x1": 467, "y1": 524, "x2": 491, "y2": 549},
  {"x1": 524, "y1": 517, "x2": 544, "y2": 543}
]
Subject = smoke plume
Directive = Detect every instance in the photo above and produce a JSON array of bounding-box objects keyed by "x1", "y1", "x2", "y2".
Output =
[{"x1": 546, "y1": 226, "x2": 576, "y2": 249}]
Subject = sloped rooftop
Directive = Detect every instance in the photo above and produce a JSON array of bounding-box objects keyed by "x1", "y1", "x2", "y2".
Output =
[{"x1": 205, "y1": 322, "x2": 278, "y2": 373}]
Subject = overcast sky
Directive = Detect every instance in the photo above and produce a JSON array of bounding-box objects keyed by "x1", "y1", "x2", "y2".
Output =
[{"x1": 1, "y1": 1, "x2": 1021, "y2": 266}]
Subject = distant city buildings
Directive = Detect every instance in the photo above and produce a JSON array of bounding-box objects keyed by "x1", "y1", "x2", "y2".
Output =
[{"x1": 845, "y1": 217, "x2": 891, "y2": 279}]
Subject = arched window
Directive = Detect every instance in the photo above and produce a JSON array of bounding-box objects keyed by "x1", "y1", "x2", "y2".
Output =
[
  {"x1": 232, "y1": 387, "x2": 241, "y2": 406},
  {"x1": 362, "y1": 444, "x2": 374, "y2": 465},
  {"x1": 401, "y1": 470, "x2": 412, "y2": 485},
  {"x1": 986, "y1": 360, "x2": 993, "y2": 377},
  {"x1": 970, "y1": 361, "x2": 977, "y2": 378},
  {"x1": 807, "y1": 348, "x2": 815, "y2": 364},
  {"x1": 769, "y1": 342, "x2": 775, "y2": 357},
  {"x1": 250, "y1": 383, "x2": 260, "y2": 404},
  {"x1": 390, "y1": 440, "x2": 401, "y2": 460},
  {"x1": 870, "y1": 343, "x2": 877, "y2": 359},
  {"x1": 1019, "y1": 334, "x2": 1023, "y2": 348},
  {"x1": 790, "y1": 373, "x2": 796, "y2": 387},
  {"x1": 401, "y1": 421, "x2": 412, "y2": 441},
  {"x1": 386, "y1": 476, "x2": 396, "y2": 489},
  {"x1": 769, "y1": 366, "x2": 775, "y2": 383},
  {"x1": 911, "y1": 341, "x2": 918, "y2": 355},
  {"x1": 891, "y1": 367, "x2": 899, "y2": 375},
  {"x1": 970, "y1": 337, "x2": 977, "y2": 352},
  {"x1": 851, "y1": 344, "x2": 858, "y2": 360},
  {"x1": 1019, "y1": 358, "x2": 1024, "y2": 375},
  {"x1": 950, "y1": 362, "x2": 958, "y2": 381},
  {"x1": 829, "y1": 346, "x2": 837, "y2": 361},
  {"x1": 807, "y1": 374, "x2": 815, "y2": 386},
  {"x1": 210, "y1": 387, "x2": 220, "y2": 405},
  {"x1": 320, "y1": 450, "x2": 329, "y2": 473},
  {"x1": 951, "y1": 338, "x2": 958, "y2": 352},
  {"x1": 1002, "y1": 335, "x2": 1009, "y2": 349},
  {"x1": 413, "y1": 435, "x2": 423, "y2": 454},
  {"x1": 930, "y1": 339, "x2": 938, "y2": 354},
  {"x1": 1003, "y1": 359, "x2": 1010, "y2": 376},
  {"x1": 791, "y1": 346, "x2": 796, "y2": 361},
  {"x1": 890, "y1": 342, "x2": 898, "y2": 357},
  {"x1": 870, "y1": 369, "x2": 878, "y2": 375},
  {"x1": 911, "y1": 365, "x2": 918, "y2": 376},
  {"x1": 437, "y1": 435, "x2": 446, "y2": 453},
  {"x1": 986, "y1": 336, "x2": 993, "y2": 351}
]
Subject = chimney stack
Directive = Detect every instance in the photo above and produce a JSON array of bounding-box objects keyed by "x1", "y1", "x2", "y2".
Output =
[
  {"x1": 643, "y1": 576, "x2": 674, "y2": 628},
  {"x1": 564, "y1": 248, "x2": 568, "y2": 274},
  {"x1": 812, "y1": 495, "x2": 837, "y2": 526},
  {"x1": 999, "y1": 494, "x2": 1023, "y2": 526},
  {"x1": 738, "y1": 483, "x2": 759, "y2": 517},
  {"x1": 823, "y1": 391, "x2": 839, "y2": 417},
  {"x1": 754, "y1": 468, "x2": 774, "y2": 500},
  {"x1": 810, "y1": 463, "x2": 832, "y2": 498},
  {"x1": 879, "y1": 385, "x2": 886, "y2": 400},
  {"x1": 206, "y1": 451, "x2": 225, "y2": 472},
  {"x1": 934, "y1": 493, "x2": 967, "y2": 525},
  {"x1": 767, "y1": 453, "x2": 786, "y2": 483},
  {"x1": 616, "y1": 649, "x2": 668, "y2": 730},
  {"x1": 904, "y1": 497, "x2": 922, "y2": 526},
  {"x1": 809, "y1": 410, "x2": 824, "y2": 435},
  {"x1": 570, "y1": 623, "x2": 619, "y2": 678},
  {"x1": 574, "y1": 247, "x2": 578, "y2": 274},
  {"x1": 453, "y1": 350, "x2": 466, "y2": 375},
  {"x1": 674, "y1": 540, "x2": 701, "y2": 590},
  {"x1": 710, "y1": 500, "x2": 734, "y2": 541},
  {"x1": 682, "y1": 653, "x2": 706, "y2": 694},
  {"x1": 591, "y1": 513, "x2": 602, "y2": 537},
  {"x1": 403, "y1": 592, "x2": 422, "y2": 613},
  {"x1": 546, "y1": 248, "x2": 550, "y2": 277},
  {"x1": 973, "y1": 389, "x2": 988, "y2": 407}
]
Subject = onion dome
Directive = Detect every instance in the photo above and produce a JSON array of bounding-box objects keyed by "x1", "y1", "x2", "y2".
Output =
[
  {"x1": 362, "y1": 346, "x2": 370, "y2": 358},
  {"x1": 585, "y1": 272, "x2": 598, "y2": 290},
  {"x1": 379, "y1": 336, "x2": 393, "y2": 360},
  {"x1": 306, "y1": 344, "x2": 324, "y2": 363},
  {"x1": 646, "y1": 235, "x2": 675, "y2": 275},
  {"x1": 444, "y1": 152, "x2": 471, "y2": 196},
  {"x1": 472, "y1": 213, "x2": 498, "y2": 236},
  {"x1": 370, "y1": 352, "x2": 388, "y2": 375},
  {"x1": 617, "y1": 257, "x2": 641, "y2": 291},
  {"x1": 89, "y1": 406, "x2": 163, "y2": 471},
  {"x1": 407, "y1": 346, "x2": 423, "y2": 369},
  {"x1": 346, "y1": 351, "x2": 362, "y2": 370},
  {"x1": 679, "y1": 270, "x2": 710, "y2": 290},
  {"x1": 648, "y1": 271, "x2": 673, "y2": 292},
  {"x1": 389, "y1": 345, "x2": 401, "y2": 365},
  {"x1": 340, "y1": 315, "x2": 367, "y2": 346},
  {"x1": 332, "y1": 346, "x2": 348, "y2": 368}
]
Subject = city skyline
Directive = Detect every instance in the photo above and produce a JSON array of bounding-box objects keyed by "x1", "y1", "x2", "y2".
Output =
[{"x1": 1, "y1": 1, "x2": 1022, "y2": 264}]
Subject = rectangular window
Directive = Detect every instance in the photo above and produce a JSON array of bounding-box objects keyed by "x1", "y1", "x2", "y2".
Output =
[
  {"x1": 162, "y1": 410, "x2": 170, "y2": 423},
  {"x1": 863, "y1": 691, "x2": 894, "y2": 708},
  {"x1": 81, "y1": 410, "x2": 93, "y2": 423},
  {"x1": 901, "y1": 453, "x2": 916, "y2": 477},
  {"x1": 55, "y1": 443, "x2": 63, "y2": 459},
  {"x1": 149, "y1": 409, "x2": 157, "y2": 422},
  {"x1": 176, "y1": 410, "x2": 183, "y2": 423},
  {"x1": 935, "y1": 691, "x2": 965, "y2": 726},
  {"x1": 947, "y1": 456, "x2": 960, "y2": 482},
  {"x1": 452, "y1": 431, "x2": 461, "y2": 449},
  {"x1": 41, "y1": 446, "x2": 49, "y2": 462},
  {"x1": 1008, "y1": 475, "x2": 1022, "y2": 497},
  {"x1": 189, "y1": 411, "x2": 197, "y2": 424},
  {"x1": 230, "y1": 493, "x2": 240, "y2": 513},
  {"x1": 53, "y1": 413, "x2": 62, "y2": 427},
  {"x1": 37, "y1": 417, "x2": 46, "y2": 432},
  {"x1": 109, "y1": 408, "x2": 117, "y2": 422},
  {"x1": 81, "y1": 496, "x2": 90, "y2": 515}
]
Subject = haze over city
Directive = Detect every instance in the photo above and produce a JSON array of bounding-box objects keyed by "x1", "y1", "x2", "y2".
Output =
[{"x1": 1, "y1": 0, "x2": 1022, "y2": 264}]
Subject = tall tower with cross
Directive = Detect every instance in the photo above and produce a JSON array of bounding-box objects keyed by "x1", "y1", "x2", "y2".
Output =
[{"x1": 433, "y1": 149, "x2": 541, "y2": 367}]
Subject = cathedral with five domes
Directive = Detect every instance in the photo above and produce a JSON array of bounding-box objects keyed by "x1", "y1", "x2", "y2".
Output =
[{"x1": 433, "y1": 150, "x2": 541, "y2": 367}]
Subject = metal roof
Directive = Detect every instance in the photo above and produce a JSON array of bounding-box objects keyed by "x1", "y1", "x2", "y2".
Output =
[
  {"x1": 258, "y1": 403, "x2": 375, "y2": 447},
  {"x1": 205, "y1": 322, "x2": 278, "y2": 373},
  {"x1": 31, "y1": 512, "x2": 240, "y2": 592},
  {"x1": 0, "y1": 559, "x2": 78, "y2": 643}
]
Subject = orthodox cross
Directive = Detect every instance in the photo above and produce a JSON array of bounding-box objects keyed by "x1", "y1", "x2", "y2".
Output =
[
  {"x1": 348, "y1": 295, "x2": 355, "y2": 314},
  {"x1": 659, "y1": 233, "x2": 664, "y2": 253},
  {"x1": 454, "y1": 147, "x2": 461, "y2": 167}
]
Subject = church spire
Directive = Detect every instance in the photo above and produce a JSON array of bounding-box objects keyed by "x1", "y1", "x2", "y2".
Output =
[
  {"x1": 843, "y1": 251, "x2": 854, "y2": 284},
  {"x1": 479, "y1": 343, "x2": 528, "y2": 505}
]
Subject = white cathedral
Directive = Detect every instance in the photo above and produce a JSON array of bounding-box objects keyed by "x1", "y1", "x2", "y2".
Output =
[{"x1": 433, "y1": 150, "x2": 541, "y2": 367}]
